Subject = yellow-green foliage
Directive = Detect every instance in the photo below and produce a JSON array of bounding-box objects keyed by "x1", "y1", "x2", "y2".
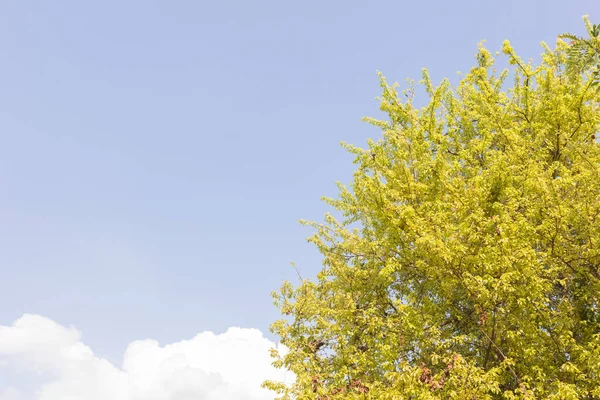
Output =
[
  {"x1": 560, "y1": 15, "x2": 600, "y2": 90},
  {"x1": 265, "y1": 32, "x2": 600, "y2": 399}
]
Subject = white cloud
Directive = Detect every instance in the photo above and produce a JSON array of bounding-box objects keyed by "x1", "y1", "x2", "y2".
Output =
[
  {"x1": 0, "y1": 387, "x2": 25, "y2": 400},
  {"x1": 0, "y1": 314, "x2": 292, "y2": 400}
]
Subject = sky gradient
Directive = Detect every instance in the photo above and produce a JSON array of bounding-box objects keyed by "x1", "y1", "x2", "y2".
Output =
[{"x1": 1, "y1": 1, "x2": 598, "y2": 397}]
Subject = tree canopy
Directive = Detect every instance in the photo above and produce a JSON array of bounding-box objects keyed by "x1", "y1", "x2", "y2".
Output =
[{"x1": 266, "y1": 20, "x2": 600, "y2": 399}]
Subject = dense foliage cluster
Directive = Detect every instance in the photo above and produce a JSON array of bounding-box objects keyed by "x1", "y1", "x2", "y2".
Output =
[{"x1": 266, "y1": 22, "x2": 600, "y2": 399}]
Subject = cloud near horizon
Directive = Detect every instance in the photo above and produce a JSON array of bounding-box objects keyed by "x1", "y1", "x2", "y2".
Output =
[{"x1": 0, "y1": 314, "x2": 292, "y2": 400}]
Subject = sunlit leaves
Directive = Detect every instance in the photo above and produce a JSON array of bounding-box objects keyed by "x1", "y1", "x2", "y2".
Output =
[
  {"x1": 268, "y1": 21, "x2": 600, "y2": 399},
  {"x1": 560, "y1": 15, "x2": 600, "y2": 91}
]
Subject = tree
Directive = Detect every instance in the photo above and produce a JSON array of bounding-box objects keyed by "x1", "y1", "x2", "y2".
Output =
[{"x1": 265, "y1": 26, "x2": 600, "y2": 399}]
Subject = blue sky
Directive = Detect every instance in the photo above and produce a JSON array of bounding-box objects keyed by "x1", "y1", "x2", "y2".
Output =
[{"x1": 0, "y1": 0, "x2": 598, "y2": 394}]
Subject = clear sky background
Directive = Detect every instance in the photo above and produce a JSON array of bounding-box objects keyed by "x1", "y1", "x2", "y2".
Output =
[{"x1": 0, "y1": 1, "x2": 598, "y2": 397}]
